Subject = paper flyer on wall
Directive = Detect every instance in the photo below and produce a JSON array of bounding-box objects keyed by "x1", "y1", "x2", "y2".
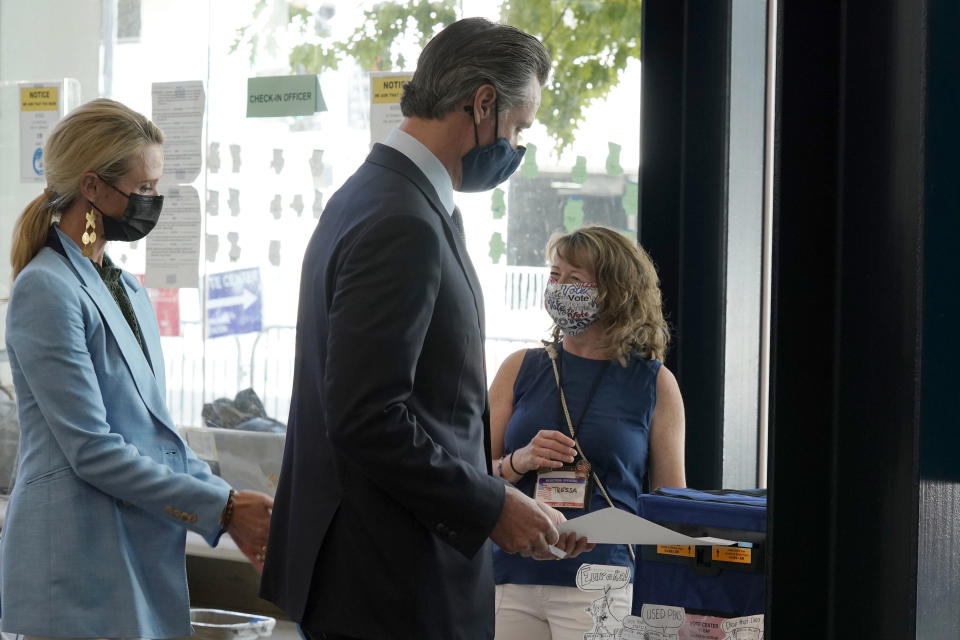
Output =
[
  {"x1": 151, "y1": 81, "x2": 205, "y2": 183},
  {"x1": 622, "y1": 608, "x2": 764, "y2": 640},
  {"x1": 19, "y1": 83, "x2": 61, "y2": 183},
  {"x1": 370, "y1": 71, "x2": 412, "y2": 147},
  {"x1": 145, "y1": 184, "x2": 200, "y2": 288}
]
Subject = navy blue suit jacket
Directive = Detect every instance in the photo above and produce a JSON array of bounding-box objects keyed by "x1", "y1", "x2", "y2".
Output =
[{"x1": 260, "y1": 144, "x2": 505, "y2": 639}]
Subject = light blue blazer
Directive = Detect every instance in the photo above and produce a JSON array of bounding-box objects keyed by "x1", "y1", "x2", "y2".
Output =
[{"x1": 0, "y1": 226, "x2": 232, "y2": 638}]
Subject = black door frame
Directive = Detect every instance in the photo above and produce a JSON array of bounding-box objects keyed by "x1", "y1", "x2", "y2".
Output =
[{"x1": 641, "y1": 1, "x2": 960, "y2": 636}]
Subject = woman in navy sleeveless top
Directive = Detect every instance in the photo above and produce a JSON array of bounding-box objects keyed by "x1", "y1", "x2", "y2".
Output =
[{"x1": 489, "y1": 226, "x2": 686, "y2": 640}]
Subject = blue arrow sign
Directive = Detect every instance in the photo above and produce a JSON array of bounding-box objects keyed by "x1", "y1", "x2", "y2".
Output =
[{"x1": 206, "y1": 267, "x2": 262, "y2": 338}]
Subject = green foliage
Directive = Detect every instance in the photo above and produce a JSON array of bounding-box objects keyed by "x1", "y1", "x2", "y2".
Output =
[
  {"x1": 622, "y1": 180, "x2": 638, "y2": 217},
  {"x1": 287, "y1": 0, "x2": 458, "y2": 73},
  {"x1": 521, "y1": 143, "x2": 539, "y2": 178},
  {"x1": 571, "y1": 155, "x2": 587, "y2": 183},
  {"x1": 236, "y1": 0, "x2": 642, "y2": 153},
  {"x1": 489, "y1": 232, "x2": 507, "y2": 264},
  {"x1": 491, "y1": 188, "x2": 506, "y2": 219},
  {"x1": 605, "y1": 141, "x2": 624, "y2": 175},
  {"x1": 563, "y1": 196, "x2": 585, "y2": 231},
  {"x1": 501, "y1": 0, "x2": 642, "y2": 152}
]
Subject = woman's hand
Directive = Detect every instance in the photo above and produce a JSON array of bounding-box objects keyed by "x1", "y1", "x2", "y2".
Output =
[
  {"x1": 226, "y1": 490, "x2": 274, "y2": 573},
  {"x1": 512, "y1": 430, "x2": 578, "y2": 475}
]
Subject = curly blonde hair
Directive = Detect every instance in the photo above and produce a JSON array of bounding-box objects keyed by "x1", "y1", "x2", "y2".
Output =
[{"x1": 547, "y1": 226, "x2": 670, "y2": 364}]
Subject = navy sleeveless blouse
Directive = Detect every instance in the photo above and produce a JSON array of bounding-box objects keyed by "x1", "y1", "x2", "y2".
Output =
[{"x1": 493, "y1": 345, "x2": 662, "y2": 586}]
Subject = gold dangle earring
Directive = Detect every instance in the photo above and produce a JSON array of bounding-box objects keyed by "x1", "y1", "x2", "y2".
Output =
[{"x1": 82, "y1": 208, "x2": 97, "y2": 257}]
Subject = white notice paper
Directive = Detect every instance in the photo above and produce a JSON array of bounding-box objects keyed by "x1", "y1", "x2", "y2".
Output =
[
  {"x1": 19, "y1": 83, "x2": 61, "y2": 183},
  {"x1": 557, "y1": 507, "x2": 735, "y2": 546},
  {"x1": 370, "y1": 71, "x2": 413, "y2": 147},
  {"x1": 152, "y1": 81, "x2": 205, "y2": 183},
  {"x1": 146, "y1": 185, "x2": 200, "y2": 288}
]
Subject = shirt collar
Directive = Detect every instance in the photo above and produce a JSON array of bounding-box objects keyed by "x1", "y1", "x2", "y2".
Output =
[{"x1": 383, "y1": 128, "x2": 455, "y2": 216}]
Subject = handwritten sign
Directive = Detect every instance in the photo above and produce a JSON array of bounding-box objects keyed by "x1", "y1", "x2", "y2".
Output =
[
  {"x1": 641, "y1": 603, "x2": 686, "y2": 629},
  {"x1": 575, "y1": 563, "x2": 631, "y2": 591},
  {"x1": 722, "y1": 614, "x2": 764, "y2": 639},
  {"x1": 620, "y1": 615, "x2": 648, "y2": 640}
]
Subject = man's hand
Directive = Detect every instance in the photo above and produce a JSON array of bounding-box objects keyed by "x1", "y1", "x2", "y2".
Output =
[
  {"x1": 490, "y1": 485, "x2": 560, "y2": 557},
  {"x1": 528, "y1": 502, "x2": 592, "y2": 561}
]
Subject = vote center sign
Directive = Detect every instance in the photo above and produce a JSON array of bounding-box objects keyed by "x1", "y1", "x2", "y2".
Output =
[{"x1": 206, "y1": 267, "x2": 262, "y2": 338}]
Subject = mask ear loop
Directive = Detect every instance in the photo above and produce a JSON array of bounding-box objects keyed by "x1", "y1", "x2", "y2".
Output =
[
  {"x1": 97, "y1": 174, "x2": 132, "y2": 200},
  {"x1": 463, "y1": 93, "x2": 500, "y2": 146},
  {"x1": 463, "y1": 105, "x2": 480, "y2": 146}
]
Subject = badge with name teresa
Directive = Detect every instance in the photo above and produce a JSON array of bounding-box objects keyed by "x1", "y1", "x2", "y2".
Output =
[{"x1": 535, "y1": 459, "x2": 592, "y2": 510}]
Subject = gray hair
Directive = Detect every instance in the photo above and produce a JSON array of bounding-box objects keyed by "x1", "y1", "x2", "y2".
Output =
[{"x1": 400, "y1": 18, "x2": 551, "y2": 119}]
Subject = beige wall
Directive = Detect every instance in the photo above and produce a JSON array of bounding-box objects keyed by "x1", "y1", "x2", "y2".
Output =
[{"x1": 0, "y1": 0, "x2": 103, "y2": 384}]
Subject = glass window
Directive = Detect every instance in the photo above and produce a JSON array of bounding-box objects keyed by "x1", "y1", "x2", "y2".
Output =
[
  {"x1": 99, "y1": 0, "x2": 644, "y2": 430},
  {"x1": 0, "y1": 0, "x2": 645, "y2": 479}
]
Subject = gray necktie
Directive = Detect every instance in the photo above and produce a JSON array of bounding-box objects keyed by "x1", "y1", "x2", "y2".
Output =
[{"x1": 451, "y1": 206, "x2": 465, "y2": 241}]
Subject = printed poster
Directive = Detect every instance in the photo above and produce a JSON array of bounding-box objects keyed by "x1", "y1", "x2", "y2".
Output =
[
  {"x1": 370, "y1": 71, "x2": 413, "y2": 147},
  {"x1": 145, "y1": 185, "x2": 201, "y2": 288},
  {"x1": 152, "y1": 81, "x2": 205, "y2": 183},
  {"x1": 19, "y1": 84, "x2": 60, "y2": 183}
]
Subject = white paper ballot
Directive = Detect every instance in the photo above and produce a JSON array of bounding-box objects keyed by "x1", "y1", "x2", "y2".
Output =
[{"x1": 557, "y1": 507, "x2": 735, "y2": 546}]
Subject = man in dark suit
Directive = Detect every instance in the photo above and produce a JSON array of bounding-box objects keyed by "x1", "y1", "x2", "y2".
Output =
[{"x1": 260, "y1": 18, "x2": 561, "y2": 640}]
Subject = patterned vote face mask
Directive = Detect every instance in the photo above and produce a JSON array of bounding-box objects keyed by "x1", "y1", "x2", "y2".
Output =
[{"x1": 544, "y1": 281, "x2": 600, "y2": 336}]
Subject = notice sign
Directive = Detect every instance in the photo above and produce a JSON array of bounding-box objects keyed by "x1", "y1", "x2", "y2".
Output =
[
  {"x1": 370, "y1": 72, "x2": 412, "y2": 146},
  {"x1": 206, "y1": 267, "x2": 262, "y2": 338},
  {"x1": 145, "y1": 185, "x2": 201, "y2": 288},
  {"x1": 247, "y1": 75, "x2": 327, "y2": 117},
  {"x1": 152, "y1": 81, "x2": 205, "y2": 183},
  {"x1": 20, "y1": 84, "x2": 60, "y2": 183}
]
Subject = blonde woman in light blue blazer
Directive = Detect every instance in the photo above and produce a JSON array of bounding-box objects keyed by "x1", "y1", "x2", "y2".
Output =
[{"x1": 1, "y1": 99, "x2": 273, "y2": 639}]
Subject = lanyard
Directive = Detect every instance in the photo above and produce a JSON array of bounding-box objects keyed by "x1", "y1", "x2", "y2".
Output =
[
  {"x1": 555, "y1": 347, "x2": 610, "y2": 441},
  {"x1": 546, "y1": 342, "x2": 636, "y2": 562}
]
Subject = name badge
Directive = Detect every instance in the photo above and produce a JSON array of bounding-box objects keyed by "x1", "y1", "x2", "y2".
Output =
[{"x1": 535, "y1": 460, "x2": 592, "y2": 510}]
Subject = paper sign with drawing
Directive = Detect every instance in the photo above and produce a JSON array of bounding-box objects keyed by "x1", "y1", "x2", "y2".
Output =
[{"x1": 576, "y1": 564, "x2": 632, "y2": 640}]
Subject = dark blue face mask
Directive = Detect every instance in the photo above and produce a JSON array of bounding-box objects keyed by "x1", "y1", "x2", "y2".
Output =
[{"x1": 459, "y1": 99, "x2": 526, "y2": 192}]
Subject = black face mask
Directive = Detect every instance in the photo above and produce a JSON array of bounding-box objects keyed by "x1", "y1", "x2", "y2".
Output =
[{"x1": 91, "y1": 176, "x2": 164, "y2": 242}]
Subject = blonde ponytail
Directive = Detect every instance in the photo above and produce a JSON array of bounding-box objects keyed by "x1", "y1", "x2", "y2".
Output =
[
  {"x1": 8, "y1": 98, "x2": 163, "y2": 281},
  {"x1": 11, "y1": 193, "x2": 57, "y2": 279}
]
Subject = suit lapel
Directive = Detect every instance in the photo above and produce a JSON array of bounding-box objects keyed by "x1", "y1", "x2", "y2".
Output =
[
  {"x1": 55, "y1": 227, "x2": 175, "y2": 432},
  {"x1": 367, "y1": 144, "x2": 486, "y2": 339},
  {"x1": 446, "y1": 214, "x2": 486, "y2": 339},
  {"x1": 124, "y1": 275, "x2": 167, "y2": 394}
]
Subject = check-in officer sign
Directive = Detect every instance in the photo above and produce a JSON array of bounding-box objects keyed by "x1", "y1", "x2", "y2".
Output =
[
  {"x1": 206, "y1": 267, "x2": 262, "y2": 338},
  {"x1": 247, "y1": 74, "x2": 326, "y2": 117}
]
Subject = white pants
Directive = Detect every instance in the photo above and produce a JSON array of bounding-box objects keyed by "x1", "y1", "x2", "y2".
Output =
[{"x1": 494, "y1": 583, "x2": 633, "y2": 640}]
